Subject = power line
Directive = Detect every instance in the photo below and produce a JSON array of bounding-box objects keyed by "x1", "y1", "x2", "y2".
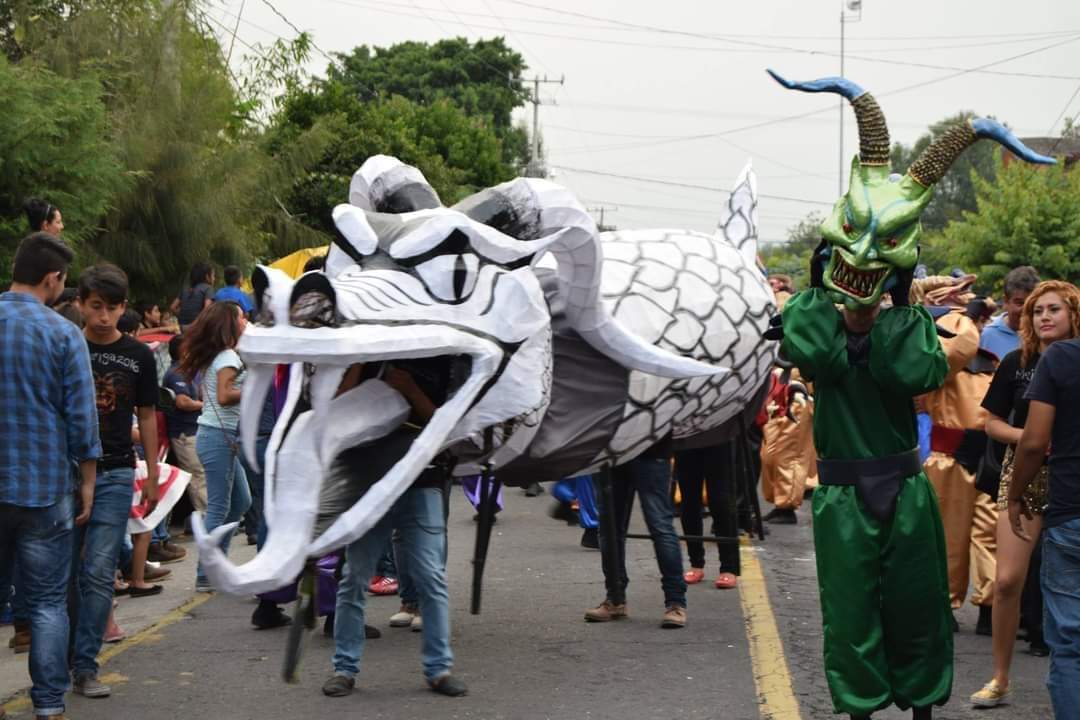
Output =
[
  {"x1": 546, "y1": 33, "x2": 1080, "y2": 156},
  {"x1": 1047, "y1": 82, "x2": 1080, "y2": 136},
  {"x1": 495, "y1": 0, "x2": 1080, "y2": 80},
  {"x1": 555, "y1": 166, "x2": 834, "y2": 206},
  {"x1": 310, "y1": 0, "x2": 1080, "y2": 80},
  {"x1": 256, "y1": 0, "x2": 341, "y2": 70}
]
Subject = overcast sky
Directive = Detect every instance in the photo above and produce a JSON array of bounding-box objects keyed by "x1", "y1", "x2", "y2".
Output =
[{"x1": 205, "y1": 0, "x2": 1080, "y2": 246}]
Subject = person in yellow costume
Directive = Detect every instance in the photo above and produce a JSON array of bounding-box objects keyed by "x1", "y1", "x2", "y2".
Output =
[{"x1": 915, "y1": 275, "x2": 998, "y2": 634}]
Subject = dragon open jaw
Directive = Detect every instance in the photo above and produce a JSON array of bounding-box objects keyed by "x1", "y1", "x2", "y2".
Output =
[
  {"x1": 192, "y1": 322, "x2": 502, "y2": 596},
  {"x1": 829, "y1": 251, "x2": 890, "y2": 301}
]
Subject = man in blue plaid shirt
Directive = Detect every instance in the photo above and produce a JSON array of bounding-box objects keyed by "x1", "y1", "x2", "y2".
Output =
[{"x1": 0, "y1": 232, "x2": 100, "y2": 720}]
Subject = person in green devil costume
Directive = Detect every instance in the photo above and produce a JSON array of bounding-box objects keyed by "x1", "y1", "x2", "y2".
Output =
[{"x1": 764, "y1": 70, "x2": 1056, "y2": 719}]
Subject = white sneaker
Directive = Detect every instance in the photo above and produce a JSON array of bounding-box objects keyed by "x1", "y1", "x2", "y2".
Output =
[
  {"x1": 389, "y1": 604, "x2": 417, "y2": 627},
  {"x1": 411, "y1": 613, "x2": 422, "y2": 632}
]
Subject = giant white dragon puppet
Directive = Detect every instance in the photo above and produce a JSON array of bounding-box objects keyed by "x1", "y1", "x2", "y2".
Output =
[{"x1": 193, "y1": 155, "x2": 777, "y2": 597}]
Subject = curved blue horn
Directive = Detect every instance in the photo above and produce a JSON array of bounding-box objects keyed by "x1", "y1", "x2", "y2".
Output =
[
  {"x1": 971, "y1": 118, "x2": 1056, "y2": 165},
  {"x1": 766, "y1": 69, "x2": 890, "y2": 166},
  {"x1": 766, "y1": 69, "x2": 867, "y2": 102}
]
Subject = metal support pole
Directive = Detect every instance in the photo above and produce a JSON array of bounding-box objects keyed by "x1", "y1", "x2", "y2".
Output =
[
  {"x1": 470, "y1": 429, "x2": 499, "y2": 615},
  {"x1": 283, "y1": 561, "x2": 317, "y2": 683},
  {"x1": 625, "y1": 532, "x2": 742, "y2": 545}
]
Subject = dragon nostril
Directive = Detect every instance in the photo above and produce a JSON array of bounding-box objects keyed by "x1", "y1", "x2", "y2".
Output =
[
  {"x1": 290, "y1": 292, "x2": 337, "y2": 328},
  {"x1": 289, "y1": 273, "x2": 338, "y2": 328}
]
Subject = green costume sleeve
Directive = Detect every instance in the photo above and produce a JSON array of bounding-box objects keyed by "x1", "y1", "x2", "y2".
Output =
[
  {"x1": 780, "y1": 289, "x2": 849, "y2": 383},
  {"x1": 868, "y1": 305, "x2": 947, "y2": 397}
]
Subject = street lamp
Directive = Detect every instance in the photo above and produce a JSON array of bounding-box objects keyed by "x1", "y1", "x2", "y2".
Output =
[{"x1": 840, "y1": 0, "x2": 863, "y2": 194}]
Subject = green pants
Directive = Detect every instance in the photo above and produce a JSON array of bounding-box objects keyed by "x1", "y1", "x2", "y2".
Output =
[{"x1": 812, "y1": 473, "x2": 953, "y2": 715}]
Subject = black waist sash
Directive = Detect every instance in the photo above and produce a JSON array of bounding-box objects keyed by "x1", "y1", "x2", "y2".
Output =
[{"x1": 817, "y1": 449, "x2": 922, "y2": 521}]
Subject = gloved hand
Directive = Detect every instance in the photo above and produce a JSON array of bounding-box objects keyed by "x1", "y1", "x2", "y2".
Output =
[
  {"x1": 888, "y1": 250, "x2": 919, "y2": 307},
  {"x1": 764, "y1": 314, "x2": 784, "y2": 341},
  {"x1": 809, "y1": 239, "x2": 829, "y2": 289}
]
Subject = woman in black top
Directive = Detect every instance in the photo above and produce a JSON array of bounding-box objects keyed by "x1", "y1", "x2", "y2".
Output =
[{"x1": 972, "y1": 281, "x2": 1080, "y2": 707}]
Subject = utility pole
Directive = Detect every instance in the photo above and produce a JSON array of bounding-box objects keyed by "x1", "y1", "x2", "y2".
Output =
[
  {"x1": 526, "y1": 74, "x2": 565, "y2": 178},
  {"x1": 839, "y1": 0, "x2": 862, "y2": 194},
  {"x1": 588, "y1": 205, "x2": 618, "y2": 232}
]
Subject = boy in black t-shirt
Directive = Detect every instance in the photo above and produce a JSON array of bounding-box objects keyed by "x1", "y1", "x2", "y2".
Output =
[
  {"x1": 70, "y1": 264, "x2": 160, "y2": 699},
  {"x1": 1010, "y1": 337, "x2": 1080, "y2": 716}
]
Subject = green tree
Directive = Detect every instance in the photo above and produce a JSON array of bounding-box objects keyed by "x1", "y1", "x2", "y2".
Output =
[
  {"x1": 939, "y1": 158, "x2": 1080, "y2": 292},
  {"x1": 274, "y1": 94, "x2": 512, "y2": 236},
  {"x1": 0, "y1": 55, "x2": 127, "y2": 284},
  {"x1": 11, "y1": 0, "x2": 331, "y2": 299},
  {"x1": 759, "y1": 212, "x2": 823, "y2": 289},
  {"x1": 327, "y1": 37, "x2": 530, "y2": 169},
  {"x1": 890, "y1": 112, "x2": 997, "y2": 232}
]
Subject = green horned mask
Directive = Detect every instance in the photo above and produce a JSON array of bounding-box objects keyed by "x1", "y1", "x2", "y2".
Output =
[{"x1": 767, "y1": 70, "x2": 1056, "y2": 308}]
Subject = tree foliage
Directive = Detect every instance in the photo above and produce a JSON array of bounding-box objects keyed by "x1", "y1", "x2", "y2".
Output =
[
  {"x1": 759, "y1": 213, "x2": 823, "y2": 289},
  {"x1": 938, "y1": 158, "x2": 1080, "y2": 292},
  {"x1": 2, "y1": 5, "x2": 533, "y2": 299},
  {"x1": 0, "y1": 0, "x2": 331, "y2": 300},
  {"x1": 269, "y1": 37, "x2": 528, "y2": 237},
  {"x1": 0, "y1": 55, "x2": 127, "y2": 282},
  {"x1": 328, "y1": 37, "x2": 529, "y2": 168}
]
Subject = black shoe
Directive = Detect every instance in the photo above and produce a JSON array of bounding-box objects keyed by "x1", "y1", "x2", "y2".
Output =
[
  {"x1": 430, "y1": 673, "x2": 468, "y2": 697},
  {"x1": 524, "y1": 481, "x2": 545, "y2": 497},
  {"x1": 472, "y1": 512, "x2": 497, "y2": 524},
  {"x1": 251, "y1": 601, "x2": 291, "y2": 630},
  {"x1": 912, "y1": 705, "x2": 932, "y2": 720},
  {"x1": 762, "y1": 508, "x2": 782, "y2": 521},
  {"x1": 951, "y1": 613, "x2": 959, "y2": 633},
  {"x1": 1028, "y1": 638, "x2": 1049, "y2": 657},
  {"x1": 976, "y1": 605, "x2": 993, "y2": 636},
  {"x1": 580, "y1": 528, "x2": 599, "y2": 549},
  {"x1": 765, "y1": 508, "x2": 797, "y2": 525},
  {"x1": 365, "y1": 624, "x2": 381, "y2": 639},
  {"x1": 246, "y1": 535, "x2": 258, "y2": 546},
  {"x1": 323, "y1": 612, "x2": 335, "y2": 636},
  {"x1": 548, "y1": 501, "x2": 578, "y2": 525}
]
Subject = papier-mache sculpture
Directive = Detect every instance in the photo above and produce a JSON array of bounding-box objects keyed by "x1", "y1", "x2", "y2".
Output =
[{"x1": 193, "y1": 155, "x2": 777, "y2": 596}]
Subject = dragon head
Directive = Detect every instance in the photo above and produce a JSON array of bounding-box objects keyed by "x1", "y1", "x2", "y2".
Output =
[{"x1": 767, "y1": 70, "x2": 1055, "y2": 307}]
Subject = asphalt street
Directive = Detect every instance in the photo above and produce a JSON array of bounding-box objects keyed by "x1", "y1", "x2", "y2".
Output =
[{"x1": 1, "y1": 487, "x2": 1056, "y2": 720}]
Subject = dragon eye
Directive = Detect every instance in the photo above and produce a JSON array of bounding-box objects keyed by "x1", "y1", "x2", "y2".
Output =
[
  {"x1": 414, "y1": 253, "x2": 480, "y2": 302},
  {"x1": 885, "y1": 237, "x2": 898, "y2": 248},
  {"x1": 842, "y1": 223, "x2": 854, "y2": 234}
]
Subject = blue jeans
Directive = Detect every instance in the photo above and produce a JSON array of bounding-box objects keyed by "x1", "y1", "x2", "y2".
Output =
[
  {"x1": 393, "y1": 529, "x2": 418, "y2": 606},
  {"x1": 71, "y1": 468, "x2": 133, "y2": 677},
  {"x1": 333, "y1": 487, "x2": 452, "y2": 682},
  {"x1": 196, "y1": 426, "x2": 251, "y2": 584},
  {"x1": 1042, "y1": 518, "x2": 1080, "y2": 716},
  {"x1": 0, "y1": 495, "x2": 74, "y2": 716},
  {"x1": 597, "y1": 456, "x2": 686, "y2": 608}
]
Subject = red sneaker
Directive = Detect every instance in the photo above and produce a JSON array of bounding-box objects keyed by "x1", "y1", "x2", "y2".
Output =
[
  {"x1": 714, "y1": 572, "x2": 738, "y2": 590},
  {"x1": 683, "y1": 568, "x2": 705, "y2": 585},
  {"x1": 368, "y1": 576, "x2": 400, "y2": 595}
]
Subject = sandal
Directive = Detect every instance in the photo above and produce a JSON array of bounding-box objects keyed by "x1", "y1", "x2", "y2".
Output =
[
  {"x1": 714, "y1": 572, "x2": 738, "y2": 589},
  {"x1": 684, "y1": 568, "x2": 705, "y2": 584}
]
